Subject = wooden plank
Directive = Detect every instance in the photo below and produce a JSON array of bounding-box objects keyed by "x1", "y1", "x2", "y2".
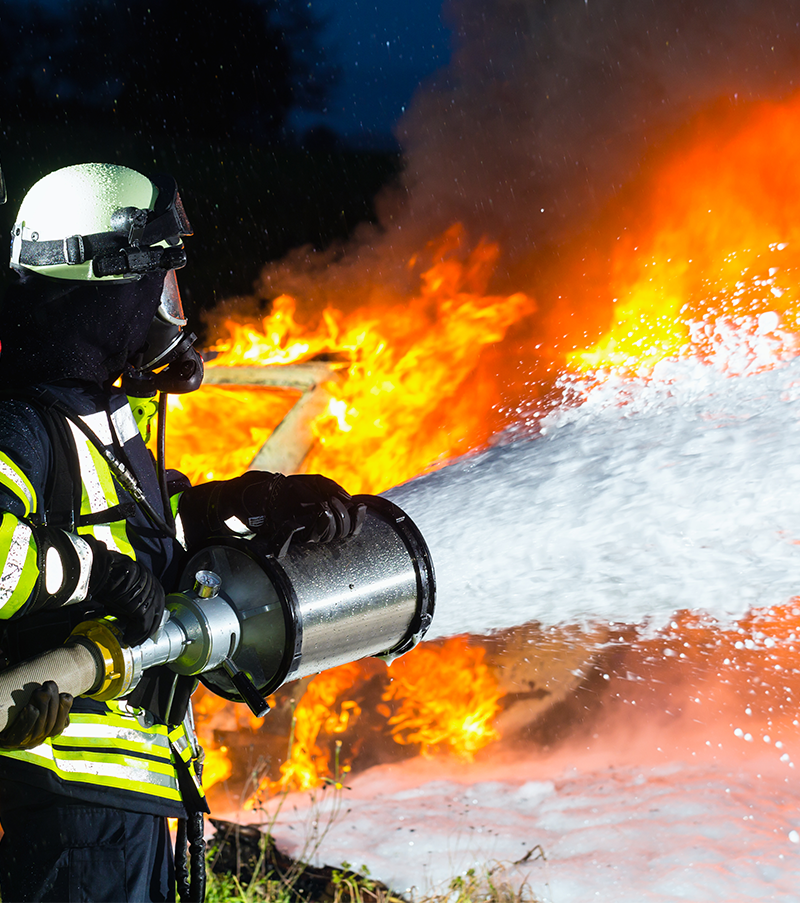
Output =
[
  {"x1": 248, "y1": 384, "x2": 332, "y2": 474},
  {"x1": 202, "y1": 363, "x2": 336, "y2": 390}
]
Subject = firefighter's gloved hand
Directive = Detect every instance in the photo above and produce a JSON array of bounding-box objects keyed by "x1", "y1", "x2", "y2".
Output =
[
  {"x1": 85, "y1": 538, "x2": 165, "y2": 646},
  {"x1": 0, "y1": 680, "x2": 72, "y2": 750},
  {"x1": 267, "y1": 473, "x2": 366, "y2": 554},
  {"x1": 179, "y1": 471, "x2": 366, "y2": 557}
]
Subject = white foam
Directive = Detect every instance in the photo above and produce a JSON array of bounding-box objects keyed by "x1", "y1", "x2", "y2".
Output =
[{"x1": 386, "y1": 353, "x2": 800, "y2": 639}]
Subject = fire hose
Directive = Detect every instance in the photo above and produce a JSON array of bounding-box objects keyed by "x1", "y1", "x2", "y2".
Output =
[{"x1": 0, "y1": 494, "x2": 435, "y2": 900}]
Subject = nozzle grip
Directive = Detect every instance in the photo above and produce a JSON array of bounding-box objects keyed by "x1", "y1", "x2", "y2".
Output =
[{"x1": 222, "y1": 657, "x2": 270, "y2": 718}]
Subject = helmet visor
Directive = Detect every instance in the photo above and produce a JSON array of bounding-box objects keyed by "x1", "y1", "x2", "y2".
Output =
[
  {"x1": 146, "y1": 174, "x2": 193, "y2": 243},
  {"x1": 157, "y1": 270, "x2": 187, "y2": 326}
]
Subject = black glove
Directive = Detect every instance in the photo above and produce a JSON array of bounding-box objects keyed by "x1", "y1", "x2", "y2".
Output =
[
  {"x1": 180, "y1": 471, "x2": 367, "y2": 557},
  {"x1": 0, "y1": 680, "x2": 72, "y2": 750},
  {"x1": 85, "y1": 538, "x2": 166, "y2": 646}
]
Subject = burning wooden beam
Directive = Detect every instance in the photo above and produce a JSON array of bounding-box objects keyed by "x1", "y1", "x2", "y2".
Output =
[{"x1": 202, "y1": 362, "x2": 339, "y2": 474}]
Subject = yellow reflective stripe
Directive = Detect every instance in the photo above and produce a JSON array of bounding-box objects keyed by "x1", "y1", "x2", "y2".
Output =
[
  {"x1": 2, "y1": 746, "x2": 181, "y2": 801},
  {"x1": 66, "y1": 422, "x2": 135, "y2": 559},
  {"x1": 0, "y1": 516, "x2": 38, "y2": 617},
  {"x1": 127, "y1": 396, "x2": 158, "y2": 443},
  {"x1": 168, "y1": 723, "x2": 187, "y2": 743},
  {"x1": 86, "y1": 443, "x2": 119, "y2": 509},
  {"x1": 54, "y1": 734, "x2": 173, "y2": 761},
  {"x1": 77, "y1": 520, "x2": 135, "y2": 561},
  {"x1": 0, "y1": 452, "x2": 36, "y2": 517},
  {"x1": 169, "y1": 729, "x2": 193, "y2": 764},
  {"x1": 78, "y1": 519, "x2": 135, "y2": 560}
]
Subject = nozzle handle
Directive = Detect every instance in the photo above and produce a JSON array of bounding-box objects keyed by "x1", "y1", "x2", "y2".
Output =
[{"x1": 221, "y1": 657, "x2": 270, "y2": 718}]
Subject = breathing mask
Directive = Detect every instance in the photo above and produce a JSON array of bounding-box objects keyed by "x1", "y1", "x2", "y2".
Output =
[{"x1": 124, "y1": 270, "x2": 204, "y2": 396}]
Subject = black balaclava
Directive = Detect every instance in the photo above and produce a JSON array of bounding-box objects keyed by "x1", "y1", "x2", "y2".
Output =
[{"x1": 0, "y1": 270, "x2": 166, "y2": 390}]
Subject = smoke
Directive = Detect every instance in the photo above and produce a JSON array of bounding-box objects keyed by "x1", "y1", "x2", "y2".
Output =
[
  {"x1": 397, "y1": 0, "x2": 800, "y2": 264},
  {"x1": 219, "y1": 0, "x2": 800, "y2": 323}
]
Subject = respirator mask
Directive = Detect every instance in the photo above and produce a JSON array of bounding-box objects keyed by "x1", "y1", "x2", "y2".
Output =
[{"x1": 124, "y1": 270, "x2": 204, "y2": 396}]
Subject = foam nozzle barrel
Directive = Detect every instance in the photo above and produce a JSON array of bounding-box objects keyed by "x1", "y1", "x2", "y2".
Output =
[
  {"x1": 186, "y1": 494, "x2": 436, "y2": 705},
  {"x1": 0, "y1": 642, "x2": 102, "y2": 733}
]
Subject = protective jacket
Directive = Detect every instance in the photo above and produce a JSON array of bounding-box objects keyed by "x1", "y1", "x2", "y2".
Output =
[
  {"x1": 0, "y1": 383, "x2": 198, "y2": 817},
  {"x1": 0, "y1": 271, "x2": 201, "y2": 820}
]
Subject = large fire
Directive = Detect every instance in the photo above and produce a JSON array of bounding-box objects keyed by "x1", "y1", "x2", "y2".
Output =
[
  {"x1": 565, "y1": 93, "x2": 800, "y2": 379},
  {"x1": 174, "y1": 89, "x2": 800, "y2": 802},
  {"x1": 167, "y1": 224, "x2": 535, "y2": 492}
]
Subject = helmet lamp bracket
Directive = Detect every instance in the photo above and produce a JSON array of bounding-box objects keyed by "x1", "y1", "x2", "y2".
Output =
[{"x1": 110, "y1": 206, "x2": 148, "y2": 246}]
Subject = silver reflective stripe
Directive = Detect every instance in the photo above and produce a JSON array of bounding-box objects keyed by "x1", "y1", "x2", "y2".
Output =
[
  {"x1": 78, "y1": 411, "x2": 113, "y2": 446},
  {"x1": 66, "y1": 421, "x2": 108, "y2": 514},
  {"x1": 53, "y1": 756, "x2": 177, "y2": 790},
  {"x1": 110, "y1": 402, "x2": 141, "y2": 446},
  {"x1": 171, "y1": 732, "x2": 191, "y2": 761},
  {"x1": 184, "y1": 702, "x2": 201, "y2": 758},
  {"x1": 223, "y1": 515, "x2": 252, "y2": 536},
  {"x1": 0, "y1": 521, "x2": 32, "y2": 605},
  {"x1": 0, "y1": 457, "x2": 34, "y2": 514},
  {"x1": 64, "y1": 719, "x2": 171, "y2": 749},
  {"x1": 17, "y1": 744, "x2": 178, "y2": 790},
  {"x1": 63, "y1": 532, "x2": 93, "y2": 604},
  {"x1": 44, "y1": 545, "x2": 65, "y2": 595},
  {"x1": 174, "y1": 511, "x2": 187, "y2": 550}
]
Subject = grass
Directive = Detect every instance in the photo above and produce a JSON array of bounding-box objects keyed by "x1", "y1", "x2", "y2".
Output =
[
  {"x1": 204, "y1": 857, "x2": 548, "y2": 903},
  {"x1": 204, "y1": 822, "x2": 550, "y2": 903},
  {"x1": 202, "y1": 717, "x2": 550, "y2": 903}
]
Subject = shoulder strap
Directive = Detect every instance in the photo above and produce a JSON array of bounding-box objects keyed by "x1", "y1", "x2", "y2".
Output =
[
  {"x1": 0, "y1": 388, "x2": 134, "y2": 531},
  {"x1": 41, "y1": 403, "x2": 83, "y2": 531},
  {"x1": 0, "y1": 390, "x2": 81, "y2": 531}
]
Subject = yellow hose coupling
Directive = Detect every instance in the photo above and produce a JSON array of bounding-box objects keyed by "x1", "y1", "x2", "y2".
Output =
[{"x1": 69, "y1": 619, "x2": 134, "y2": 701}]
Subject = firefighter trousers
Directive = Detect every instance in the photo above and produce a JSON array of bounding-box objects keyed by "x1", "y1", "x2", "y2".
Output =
[{"x1": 0, "y1": 798, "x2": 175, "y2": 902}]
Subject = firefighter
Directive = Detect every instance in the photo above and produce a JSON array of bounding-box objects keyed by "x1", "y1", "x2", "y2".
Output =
[{"x1": 0, "y1": 162, "x2": 364, "y2": 902}]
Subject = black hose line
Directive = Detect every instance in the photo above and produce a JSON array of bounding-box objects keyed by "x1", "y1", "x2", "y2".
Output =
[
  {"x1": 157, "y1": 392, "x2": 176, "y2": 534},
  {"x1": 188, "y1": 811, "x2": 207, "y2": 903},
  {"x1": 176, "y1": 818, "x2": 190, "y2": 902}
]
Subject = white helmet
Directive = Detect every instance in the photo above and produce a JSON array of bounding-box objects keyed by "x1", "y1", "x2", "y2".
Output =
[{"x1": 10, "y1": 162, "x2": 192, "y2": 282}]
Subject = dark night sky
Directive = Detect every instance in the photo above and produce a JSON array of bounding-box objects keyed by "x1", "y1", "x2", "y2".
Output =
[
  {"x1": 291, "y1": 0, "x2": 453, "y2": 146},
  {"x1": 33, "y1": 0, "x2": 453, "y2": 148}
]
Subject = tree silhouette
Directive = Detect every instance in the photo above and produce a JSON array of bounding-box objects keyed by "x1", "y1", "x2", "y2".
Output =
[{"x1": 0, "y1": 0, "x2": 336, "y2": 142}]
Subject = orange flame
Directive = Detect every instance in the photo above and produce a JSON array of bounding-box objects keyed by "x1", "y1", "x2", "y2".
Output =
[
  {"x1": 245, "y1": 661, "x2": 370, "y2": 807},
  {"x1": 190, "y1": 687, "x2": 234, "y2": 790},
  {"x1": 567, "y1": 92, "x2": 800, "y2": 378},
  {"x1": 190, "y1": 685, "x2": 267, "y2": 794},
  {"x1": 167, "y1": 224, "x2": 535, "y2": 493},
  {"x1": 180, "y1": 90, "x2": 800, "y2": 803},
  {"x1": 241, "y1": 639, "x2": 502, "y2": 808},
  {"x1": 164, "y1": 385, "x2": 298, "y2": 486},
  {"x1": 382, "y1": 636, "x2": 501, "y2": 760}
]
